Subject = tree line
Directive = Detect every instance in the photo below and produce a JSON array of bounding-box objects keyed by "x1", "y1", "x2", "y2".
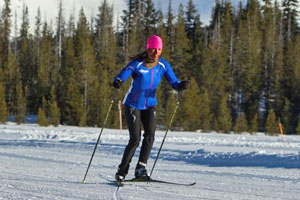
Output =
[{"x1": 0, "y1": 0, "x2": 299, "y2": 135}]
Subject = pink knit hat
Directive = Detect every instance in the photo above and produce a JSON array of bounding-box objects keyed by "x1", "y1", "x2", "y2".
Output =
[{"x1": 146, "y1": 35, "x2": 163, "y2": 50}]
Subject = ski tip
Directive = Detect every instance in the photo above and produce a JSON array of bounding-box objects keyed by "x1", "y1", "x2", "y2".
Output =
[{"x1": 116, "y1": 181, "x2": 124, "y2": 187}]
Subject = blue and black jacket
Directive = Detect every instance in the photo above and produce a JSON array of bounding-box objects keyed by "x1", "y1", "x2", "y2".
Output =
[{"x1": 114, "y1": 58, "x2": 181, "y2": 110}]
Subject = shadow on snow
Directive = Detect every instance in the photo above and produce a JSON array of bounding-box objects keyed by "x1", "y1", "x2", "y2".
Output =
[
  {"x1": 150, "y1": 148, "x2": 300, "y2": 169},
  {"x1": 1, "y1": 138, "x2": 299, "y2": 169}
]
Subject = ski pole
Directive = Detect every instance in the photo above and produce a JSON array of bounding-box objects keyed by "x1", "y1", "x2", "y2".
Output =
[
  {"x1": 149, "y1": 91, "x2": 183, "y2": 178},
  {"x1": 118, "y1": 100, "x2": 123, "y2": 134},
  {"x1": 81, "y1": 91, "x2": 118, "y2": 183}
]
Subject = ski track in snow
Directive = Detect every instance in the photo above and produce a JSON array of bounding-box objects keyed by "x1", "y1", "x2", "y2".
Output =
[{"x1": 1, "y1": 123, "x2": 300, "y2": 200}]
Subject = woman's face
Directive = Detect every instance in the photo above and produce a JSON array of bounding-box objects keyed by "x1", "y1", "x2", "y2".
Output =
[{"x1": 147, "y1": 48, "x2": 162, "y2": 61}]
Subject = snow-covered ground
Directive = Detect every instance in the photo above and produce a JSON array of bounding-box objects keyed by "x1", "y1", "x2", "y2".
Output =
[{"x1": 1, "y1": 123, "x2": 300, "y2": 200}]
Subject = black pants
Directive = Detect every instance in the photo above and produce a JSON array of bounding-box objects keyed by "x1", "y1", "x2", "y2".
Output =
[{"x1": 118, "y1": 106, "x2": 156, "y2": 175}]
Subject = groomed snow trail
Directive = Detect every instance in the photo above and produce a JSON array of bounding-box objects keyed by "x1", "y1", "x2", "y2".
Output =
[{"x1": 1, "y1": 123, "x2": 300, "y2": 199}]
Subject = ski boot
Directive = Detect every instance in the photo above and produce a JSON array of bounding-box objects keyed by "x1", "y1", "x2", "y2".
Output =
[
  {"x1": 135, "y1": 163, "x2": 150, "y2": 181},
  {"x1": 115, "y1": 171, "x2": 125, "y2": 187}
]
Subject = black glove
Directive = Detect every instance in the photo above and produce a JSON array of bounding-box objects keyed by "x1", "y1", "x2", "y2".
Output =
[
  {"x1": 113, "y1": 79, "x2": 122, "y2": 89},
  {"x1": 178, "y1": 80, "x2": 189, "y2": 91}
]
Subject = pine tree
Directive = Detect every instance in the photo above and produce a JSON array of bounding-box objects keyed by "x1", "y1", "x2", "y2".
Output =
[
  {"x1": 0, "y1": 82, "x2": 8, "y2": 123},
  {"x1": 3, "y1": 50, "x2": 21, "y2": 114},
  {"x1": 282, "y1": 0, "x2": 299, "y2": 44},
  {"x1": 143, "y1": 0, "x2": 158, "y2": 37},
  {"x1": 19, "y1": 4, "x2": 31, "y2": 83},
  {"x1": 78, "y1": 96, "x2": 87, "y2": 127},
  {"x1": 189, "y1": 14, "x2": 204, "y2": 83},
  {"x1": 1, "y1": 0, "x2": 12, "y2": 66},
  {"x1": 64, "y1": 68, "x2": 85, "y2": 126},
  {"x1": 281, "y1": 98, "x2": 291, "y2": 133},
  {"x1": 232, "y1": 3, "x2": 248, "y2": 123},
  {"x1": 32, "y1": 8, "x2": 42, "y2": 106},
  {"x1": 165, "y1": 0, "x2": 175, "y2": 63},
  {"x1": 49, "y1": 87, "x2": 60, "y2": 126},
  {"x1": 289, "y1": 34, "x2": 300, "y2": 133},
  {"x1": 50, "y1": 100, "x2": 60, "y2": 126},
  {"x1": 38, "y1": 107, "x2": 47, "y2": 126},
  {"x1": 250, "y1": 114, "x2": 258, "y2": 134},
  {"x1": 273, "y1": 1, "x2": 285, "y2": 127},
  {"x1": 86, "y1": 76, "x2": 100, "y2": 127},
  {"x1": 59, "y1": 17, "x2": 78, "y2": 124},
  {"x1": 94, "y1": 1, "x2": 118, "y2": 127},
  {"x1": 157, "y1": 10, "x2": 169, "y2": 58},
  {"x1": 220, "y1": 1, "x2": 234, "y2": 92},
  {"x1": 281, "y1": 1, "x2": 299, "y2": 133},
  {"x1": 265, "y1": 109, "x2": 278, "y2": 135},
  {"x1": 199, "y1": 88, "x2": 212, "y2": 131},
  {"x1": 199, "y1": 48, "x2": 214, "y2": 117},
  {"x1": 166, "y1": 4, "x2": 191, "y2": 129},
  {"x1": 38, "y1": 97, "x2": 48, "y2": 126},
  {"x1": 185, "y1": 0, "x2": 197, "y2": 40},
  {"x1": 233, "y1": 0, "x2": 261, "y2": 129},
  {"x1": 214, "y1": 1, "x2": 235, "y2": 123},
  {"x1": 181, "y1": 78, "x2": 201, "y2": 131},
  {"x1": 95, "y1": 0, "x2": 117, "y2": 74},
  {"x1": 215, "y1": 95, "x2": 232, "y2": 133},
  {"x1": 121, "y1": 0, "x2": 136, "y2": 56},
  {"x1": 135, "y1": 0, "x2": 147, "y2": 52},
  {"x1": 37, "y1": 22, "x2": 58, "y2": 105},
  {"x1": 65, "y1": 9, "x2": 75, "y2": 37},
  {"x1": 201, "y1": 1, "x2": 232, "y2": 130},
  {"x1": 74, "y1": 8, "x2": 97, "y2": 126},
  {"x1": 34, "y1": 7, "x2": 42, "y2": 60},
  {"x1": 0, "y1": 18, "x2": 3, "y2": 67},
  {"x1": 18, "y1": 4, "x2": 37, "y2": 114},
  {"x1": 296, "y1": 121, "x2": 300, "y2": 135},
  {"x1": 12, "y1": 10, "x2": 17, "y2": 57},
  {"x1": 56, "y1": 0, "x2": 65, "y2": 69},
  {"x1": 261, "y1": 0, "x2": 280, "y2": 118},
  {"x1": 121, "y1": 0, "x2": 145, "y2": 56},
  {"x1": 234, "y1": 112, "x2": 248, "y2": 134},
  {"x1": 172, "y1": 3, "x2": 191, "y2": 78},
  {"x1": 0, "y1": 69, "x2": 3, "y2": 88},
  {"x1": 185, "y1": 0, "x2": 204, "y2": 81},
  {"x1": 97, "y1": 69, "x2": 112, "y2": 126},
  {"x1": 15, "y1": 83, "x2": 26, "y2": 124}
]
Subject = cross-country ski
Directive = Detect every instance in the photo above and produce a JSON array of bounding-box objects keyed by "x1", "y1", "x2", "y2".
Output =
[{"x1": 123, "y1": 178, "x2": 196, "y2": 186}]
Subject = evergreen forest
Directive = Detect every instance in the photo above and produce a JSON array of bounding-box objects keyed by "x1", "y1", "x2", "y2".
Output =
[{"x1": 0, "y1": 0, "x2": 299, "y2": 135}]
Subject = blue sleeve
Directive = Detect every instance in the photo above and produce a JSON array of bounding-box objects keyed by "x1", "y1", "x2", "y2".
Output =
[
  {"x1": 163, "y1": 60, "x2": 180, "y2": 90},
  {"x1": 114, "y1": 61, "x2": 136, "y2": 82}
]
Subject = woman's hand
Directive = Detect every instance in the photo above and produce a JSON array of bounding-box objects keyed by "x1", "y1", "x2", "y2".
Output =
[
  {"x1": 113, "y1": 79, "x2": 122, "y2": 89},
  {"x1": 178, "y1": 81, "x2": 189, "y2": 91}
]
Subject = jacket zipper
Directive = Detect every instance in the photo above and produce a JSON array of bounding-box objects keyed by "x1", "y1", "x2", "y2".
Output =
[
  {"x1": 133, "y1": 89, "x2": 141, "y2": 102},
  {"x1": 144, "y1": 67, "x2": 154, "y2": 108}
]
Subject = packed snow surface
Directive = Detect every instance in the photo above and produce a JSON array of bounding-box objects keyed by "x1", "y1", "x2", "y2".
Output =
[{"x1": 1, "y1": 123, "x2": 300, "y2": 199}]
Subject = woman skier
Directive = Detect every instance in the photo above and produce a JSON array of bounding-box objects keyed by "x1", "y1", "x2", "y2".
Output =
[{"x1": 113, "y1": 35, "x2": 188, "y2": 183}]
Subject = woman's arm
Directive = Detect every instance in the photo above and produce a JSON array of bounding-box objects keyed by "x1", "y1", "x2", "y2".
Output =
[
  {"x1": 163, "y1": 61, "x2": 180, "y2": 90},
  {"x1": 114, "y1": 62, "x2": 136, "y2": 83}
]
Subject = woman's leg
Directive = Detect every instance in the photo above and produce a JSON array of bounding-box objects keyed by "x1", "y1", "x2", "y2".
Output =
[
  {"x1": 117, "y1": 106, "x2": 141, "y2": 175},
  {"x1": 138, "y1": 107, "x2": 157, "y2": 166}
]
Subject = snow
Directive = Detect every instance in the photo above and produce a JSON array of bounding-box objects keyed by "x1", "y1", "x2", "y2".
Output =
[{"x1": 1, "y1": 123, "x2": 300, "y2": 199}]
